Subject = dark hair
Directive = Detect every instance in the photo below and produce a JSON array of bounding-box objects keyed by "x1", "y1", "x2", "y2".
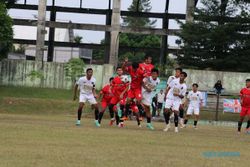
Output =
[
  {"x1": 175, "y1": 67, "x2": 182, "y2": 72},
  {"x1": 116, "y1": 66, "x2": 122, "y2": 70},
  {"x1": 144, "y1": 54, "x2": 152, "y2": 60},
  {"x1": 246, "y1": 79, "x2": 250, "y2": 82},
  {"x1": 181, "y1": 72, "x2": 187, "y2": 77},
  {"x1": 192, "y1": 83, "x2": 199, "y2": 87},
  {"x1": 86, "y1": 68, "x2": 93, "y2": 73},
  {"x1": 132, "y1": 62, "x2": 139, "y2": 69},
  {"x1": 109, "y1": 77, "x2": 114, "y2": 82},
  {"x1": 151, "y1": 68, "x2": 159, "y2": 74}
]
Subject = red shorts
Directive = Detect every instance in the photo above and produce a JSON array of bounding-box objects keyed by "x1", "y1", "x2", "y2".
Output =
[
  {"x1": 240, "y1": 107, "x2": 250, "y2": 117},
  {"x1": 110, "y1": 96, "x2": 127, "y2": 105},
  {"x1": 100, "y1": 99, "x2": 111, "y2": 110},
  {"x1": 127, "y1": 88, "x2": 142, "y2": 101}
]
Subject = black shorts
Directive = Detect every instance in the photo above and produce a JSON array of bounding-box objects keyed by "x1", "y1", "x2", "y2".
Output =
[{"x1": 157, "y1": 103, "x2": 163, "y2": 109}]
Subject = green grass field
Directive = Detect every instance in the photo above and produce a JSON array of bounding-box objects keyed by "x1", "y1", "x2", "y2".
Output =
[{"x1": 0, "y1": 86, "x2": 249, "y2": 167}]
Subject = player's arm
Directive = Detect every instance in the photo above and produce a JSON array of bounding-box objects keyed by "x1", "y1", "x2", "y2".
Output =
[
  {"x1": 142, "y1": 78, "x2": 151, "y2": 92},
  {"x1": 120, "y1": 83, "x2": 129, "y2": 99}
]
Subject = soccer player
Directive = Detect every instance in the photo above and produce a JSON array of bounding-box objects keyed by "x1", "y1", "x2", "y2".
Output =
[
  {"x1": 237, "y1": 79, "x2": 250, "y2": 133},
  {"x1": 139, "y1": 54, "x2": 154, "y2": 77},
  {"x1": 163, "y1": 72, "x2": 187, "y2": 133},
  {"x1": 122, "y1": 59, "x2": 144, "y2": 126},
  {"x1": 156, "y1": 89, "x2": 165, "y2": 117},
  {"x1": 73, "y1": 68, "x2": 99, "y2": 127},
  {"x1": 167, "y1": 67, "x2": 182, "y2": 86},
  {"x1": 109, "y1": 67, "x2": 129, "y2": 127},
  {"x1": 141, "y1": 68, "x2": 160, "y2": 130},
  {"x1": 183, "y1": 83, "x2": 203, "y2": 129},
  {"x1": 97, "y1": 77, "x2": 114, "y2": 125}
]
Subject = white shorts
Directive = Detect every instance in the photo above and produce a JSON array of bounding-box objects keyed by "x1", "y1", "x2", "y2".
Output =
[
  {"x1": 164, "y1": 99, "x2": 181, "y2": 111},
  {"x1": 79, "y1": 94, "x2": 97, "y2": 104},
  {"x1": 141, "y1": 91, "x2": 152, "y2": 106},
  {"x1": 187, "y1": 105, "x2": 200, "y2": 115}
]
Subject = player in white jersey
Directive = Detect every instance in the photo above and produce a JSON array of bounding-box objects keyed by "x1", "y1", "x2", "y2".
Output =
[
  {"x1": 163, "y1": 72, "x2": 187, "y2": 133},
  {"x1": 141, "y1": 68, "x2": 160, "y2": 130},
  {"x1": 166, "y1": 67, "x2": 182, "y2": 86},
  {"x1": 73, "y1": 68, "x2": 99, "y2": 127},
  {"x1": 183, "y1": 83, "x2": 203, "y2": 129}
]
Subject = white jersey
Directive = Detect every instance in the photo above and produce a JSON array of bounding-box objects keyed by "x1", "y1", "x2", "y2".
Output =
[
  {"x1": 187, "y1": 90, "x2": 203, "y2": 107},
  {"x1": 157, "y1": 92, "x2": 165, "y2": 103},
  {"x1": 167, "y1": 75, "x2": 179, "y2": 86},
  {"x1": 141, "y1": 76, "x2": 160, "y2": 106},
  {"x1": 76, "y1": 76, "x2": 96, "y2": 95},
  {"x1": 166, "y1": 79, "x2": 187, "y2": 102},
  {"x1": 142, "y1": 76, "x2": 160, "y2": 93}
]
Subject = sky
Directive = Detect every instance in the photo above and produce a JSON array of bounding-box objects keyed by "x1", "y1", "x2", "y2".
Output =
[{"x1": 8, "y1": 0, "x2": 201, "y2": 46}]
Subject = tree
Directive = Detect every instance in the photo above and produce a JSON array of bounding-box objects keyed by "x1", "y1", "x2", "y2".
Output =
[
  {"x1": 119, "y1": 0, "x2": 161, "y2": 63},
  {"x1": 177, "y1": 0, "x2": 250, "y2": 72},
  {"x1": 0, "y1": 2, "x2": 13, "y2": 60},
  {"x1": 74, "y1": 35, "x2": 83, "y2": 44}
]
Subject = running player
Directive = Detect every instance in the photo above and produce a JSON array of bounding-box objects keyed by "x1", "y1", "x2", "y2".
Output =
[
  {"x1": 98, "y1": 77, "x2": 114, "y2": 125},
  {"x1": 109, "y1": 67, "x2": 129, "y2": 127},
  {"x1": 122, "y1": 59, "x2": 144, "y2": 127},
  {"x1": 183, "y1": 83, "x2": 203, "y2": 129},
  {"x1": 141, "y1": 68, "x2": 160, "y2": 130},
  {"x1": 237, "y1": 79, "x2": 250, "y2": 134},
  {"x1": 163, "y1": 72, "x2": 187, "y2": 133},
  {"x1": 74, "y1": 68, "x2": 99, "y2": 127}
]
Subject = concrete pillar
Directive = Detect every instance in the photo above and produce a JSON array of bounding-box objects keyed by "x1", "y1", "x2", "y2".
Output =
[
  {"x1": 109, "y1": 0, "x2": 121, "y2": 66},
  {"x1": 36, "y1": 0, "x2": 47, "y2": 62},
  {"x1": 186, "y1": 0, "x2": 195, "y2": 23}
]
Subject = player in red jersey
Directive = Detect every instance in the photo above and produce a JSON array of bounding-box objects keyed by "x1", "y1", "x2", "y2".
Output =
[
  {"x1": 238, "y1": 79, "x2": 250, "y2": 133},
  {"x1": 122, "y1": 59, "x2": 144, "y2": 126},
  {"x1": 97, "y1": 77, "x2": 114, "y2": 125},
  {"x1": 109, "y1": 67, "x2": 129, "y2": 127},
  {"x1": 139, "y1": 54, "x2": 154, "y2": 77}
]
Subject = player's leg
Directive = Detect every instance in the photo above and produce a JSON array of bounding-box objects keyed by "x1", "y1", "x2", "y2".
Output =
[
  {"x1": 108, "y1": 97, "x2": 119, "y2": 126},
  {"x1": 124, "y1": 97, "x2": 133, "y2": 121},
  {"x1": 88, "y1": 95, "x2": 100, "y2": 127},
  {"x1": 157, "y1": 103, "x2": 162, "y2": 117},
  {"x1": 131, "y1": 102, "x2": 141, "y2": 127},
  {"x1": 184, "y1": 105, "x2": 193, "y2": 127},
  {"x1": 144, "y1": 104, "x2": 154, "y2": 130},
  {"x1": 76, "y1": 102, "x2": 85, "y2": 126},
  {"x1": 98, "y1": 100, "x2": 108, "y2": 124},
  {"x1": 193, "y1": 107, "x2": 200, "y2": 129},
  {"x1": 135, "y1": 89, "x2": 144, "y2": 121},
  {"x1": 238, "y1": 107, "x2": 247, "y2": 133},
  {"x1": 179, "y1": 104, "x2": 185, "y2": 128},
  {"x1": 163, "y1": 99, "x2": 173, "y2": 128},
  {"x1": 172, "y1": 101, "x2": 181, "y2": 133}
]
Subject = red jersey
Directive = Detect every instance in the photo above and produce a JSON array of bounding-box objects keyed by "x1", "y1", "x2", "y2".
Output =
[
  {"x1": 139, "y1": 63, "x2": 154, "y2": 77},
  {"x1": 127, "y1": 66, "x2": 144, "y2": 89},
  {"x1": 100, "y1": 84, "x2": 113, "y2": 101},
  {"x1": 111, "y1": 76, "x2": 129, "y2": 96},
  {"x1": 240, "y1": 88, "x2": 250, "y2": 108}
]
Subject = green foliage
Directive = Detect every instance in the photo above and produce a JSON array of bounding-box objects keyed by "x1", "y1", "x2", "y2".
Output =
[
  {"x1": 64, "y1": 58, "x2": 85, "y2": 82},
  {"x1": 177, "y1": 0, "x2": 250, "y2": 72},
  {"x1": 0, "y1": 2, "x2": 13, "y2": 60},
  {"x1": 27, "y1": 70, "x2": 44, "y2": 81},
  {"x1": 74, "y1": 35, "x2": 83, "y2": 44},
  {"x1": 119, "y1": 0, "x2": 161, "y2": 62}
]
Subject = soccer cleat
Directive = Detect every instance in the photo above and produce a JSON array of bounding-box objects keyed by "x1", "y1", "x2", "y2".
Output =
[
  {"x1": 95, "y1": 120, "x2": 100, "y2": 127},
  {"x1": 246, "y1": 128, "x2": 250, "y2": 134},
  {"x1": 109, "y1": 118, "x2": 115, "y2": 126},
  {"x1": 76, "y1": 120, "x2": 81, "y2": 126},
  {"x1": 175, "y1": 127, "x2": 179, "y2": 133},
  {"x1": 193, "y1": 126, "x2": 198, "y2": 129},
  {"x1": 163, "y1": 124, "x2": 171, "y2": 132},
  {"x1": 146, "y1": 123, "x2": 154, "y2": 130},
  {"x1": 138, "y1": 124, "x2": 142, "y2": 128}
]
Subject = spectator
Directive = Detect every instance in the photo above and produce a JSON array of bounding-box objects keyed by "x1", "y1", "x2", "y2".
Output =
[
  {"x1": 157, "y1": 89, "x2": 165, "y2": 117},
  {"x1": 214, "y1": 80, "x2": 224, "y2": 94}
]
